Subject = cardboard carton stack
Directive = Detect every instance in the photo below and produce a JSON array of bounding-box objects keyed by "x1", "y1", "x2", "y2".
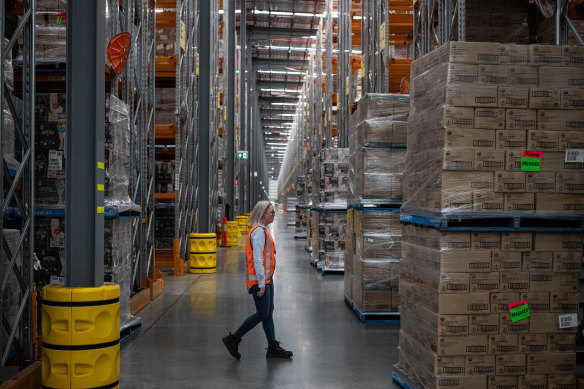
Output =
[
  {"x1": 398, "y1": 41, "x2": 584, "y2": 388},
  {"x1": 344, "y1": 94, "x2": 409, "y2": 312},
  {"x1": 294, "y1": 176, "x2": 309, "y2": 239},
  {"x1": 29, "y1": 0, "x2": 67, "y2": 60},
  {"x1": 155, "y1": 87, "x2": 176, "y2": 125},
  {"x1": 155, "y1": 207, "x2": 174, "y2": 250},
  {"x1": 462, "y1": 0, "x2": 529, "y2": 44},
  {"x1": 403, "y1": 41, "x2": 584, "y2": 216},
  {"x1": 155, "y1": 161, "x2": 175, "y2": 193},
  {"x1": 320, "y1": 148, "x2": 350, "y2": 206}
]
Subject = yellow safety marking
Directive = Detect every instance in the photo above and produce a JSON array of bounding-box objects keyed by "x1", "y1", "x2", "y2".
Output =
[
  {"x1": 97, "y1": 162, "x2": 105, "y2": 169},
  {"x1": 97, "y1": 207, "x2": 104, "y2": 214},
  {"x1": 97, "y1": 184, "x2": 104, "y2": 191}
]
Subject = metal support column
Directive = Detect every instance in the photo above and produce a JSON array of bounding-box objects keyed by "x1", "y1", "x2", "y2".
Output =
[
  {"x1": 246, "y1": 52, "x2": 253, "y2": 212},
  {"x1": 198, "y1": 0, "x2": 211, "y2": 232},
  {"x1": 65, "y1": 0, "x2": 105, "y2": 287},
  {"x1": 238, "y1": 0, "x2": 246, "y2": 215},
  {"x1": 224, "y1": 0, "x2": 235, "y2": 220}
]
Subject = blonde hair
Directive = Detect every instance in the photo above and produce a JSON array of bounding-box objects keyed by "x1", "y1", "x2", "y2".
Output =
[{"x1": 248, "y1": 200, "x2": 273, "y2": 226}]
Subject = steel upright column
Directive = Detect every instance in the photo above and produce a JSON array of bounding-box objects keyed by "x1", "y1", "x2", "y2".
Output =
[
  {"x1": 198, "y1": 0, "x2": 211, "y2": 232},
  {"x1": 239, "y1": 0, "x2": 246, "y2": 215},
  {"x1": 246, "y1": 52, "x2": 253, "y2": 212},
  {"x1": 66, "y1": 0, "x2": 105, "y2": 287},
  {"x1": 224, "y1": 0, "x2": 236, "y2": 220}
]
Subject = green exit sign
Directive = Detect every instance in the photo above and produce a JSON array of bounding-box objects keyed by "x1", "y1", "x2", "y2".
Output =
[{"x1": 237, "y1": 151, "x2": 248, "y2": 159}]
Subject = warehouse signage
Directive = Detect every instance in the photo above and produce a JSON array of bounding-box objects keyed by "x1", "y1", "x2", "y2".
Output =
[
  {"x1": 237, "y1": 151, "x2": 248, "y2": 159},
  {"x1": 508, "y1": 300, "x2": 530, "y2": 323},
  {"x1": 520, "y1": 151, "x2": 542, "y2": 172}
]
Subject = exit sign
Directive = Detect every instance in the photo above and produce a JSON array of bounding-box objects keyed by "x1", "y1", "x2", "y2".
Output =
[{"x1": 237, "y1": 151, "x2": 248, "y2": 159}]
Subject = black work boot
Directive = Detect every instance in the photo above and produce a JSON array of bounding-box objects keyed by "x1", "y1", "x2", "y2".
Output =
[
  {"x1": 222, "y1": 333, "x2": 241, "y2": 360},
  {"x1": 266, "y1": 341, "x2": 293, "y2": 359}
]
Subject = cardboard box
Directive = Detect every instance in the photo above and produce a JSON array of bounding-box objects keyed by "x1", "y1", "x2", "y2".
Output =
[
  {"x1": 508, "y1": 65, "x2": 538, "y2": 86},
  {"x1": 548, "y1": 374, "x2": 577, "y2": 389},
  {"x1": 500, "y1": 271, "x2": 530, "y2": 292},
  {"x1": 439, "y1": 272, "x2": 471, "y2": 294},
  {"x1": 447, "y1": 63, "x2": 479, "y2": 84},
  {"x1": 525, "y1": 172, "x2": 556, "y2": 192},
  {"x1": 474, "y1": 150, "x2": 506, "y2": 171},
  {"x1": 561, "y1": 89, "x2": 584, "y2": 110},
  {"x1": 473, "y1": 192, "x2": 505, "y2": 212},
  {"x1": 526, "y1": 352, "x2": 576, "y2": 375},
  {"x1": 500, "y1": 312, "x2": 530, "y2": 334},
  {"x1": 530, "y1": 44, "x2": 563, "y2": 65},
  {"x1": 446, "y1": 85, "x2": 498, "y2": 108},
  {"x1": 496, "y1": 130, "x2": 527, "y2": 150},
  {"x1": 487, "y1": 375, "x2": 518, "y2": 389},
  {"x1": 474, "y1": 108, "x2": 506, "y2": 129},
  {"x1": 437, "y1": 335, "x2": 489, "y2": 356},
  {"x1": 495, "y1": 171, "x2": 526, "y2": 193},
  {"x1": 405, "y1": 303, "x2": 469, "y2": 336},
  {"x1": 469, "y1": 314, "x2": 500, "y2": 334},
  {"x1": 445, "y1": 129, "x2": 496, "y2": 150},
  {"x1": 553, "y1": 251, "x2": 583, "y2": 273},
  {"x1": 540, "y1": 151, "x2": 584, "y2": 172},
  {"x1": 501, "y1": 44, "x2": 530, "y2": 64},
  {"x1": 498, "y1": 87, "x2": 529, "y2": 108},
  {"x1": 437, "y1": 293, "x2": 491, "y2": 315},
  {"x1": 443, "y1": 106, "x2": 475, "y2": 128},
  {"x1": 470, "y1": 273, "x2": 500, "y2": 293},
  {"x1": 530, "y1": 272, "x2": 579, "y2": 293},
  {"x1": 443, "y1": 148, "x2": 475, "y2": 171},
  {"x1": 505, "y1": 109, "x2": 537, "y2": 129},
  {"x1": 550, "y1": 292, "x2": 579, "y2": 313},
  {"x1": 530, "y1": 312, "x2": 578, "y2": 334},
  {"x1": 465, "y1": 355, "x2": 496, "y2": 375},
  {"x1": 539, "y1": 66, "x2": 584, "y2": 88},
  {"x1": 471, "y1": 232, "x2": 501, "y2": 250},
  {"x1": 501, "y1": 232, "x2": 533, "y2": 251},
  {"x1": 492, "y1": 251, "x2": 522, "y2": 271},
  {"x1": 521, "y1": 251, "x2": 553, "y2": 272},
  {"x1": 505, "y1": 151, "x2": 523, "y2": 171},
  {"x1": 401, "y1": 242, "x2": 491, "y2": 273},
  {"x1": 518, "y1": 334, "x2": 548, "y2": 353},
  {"x1": 519, "y1": 375, "x2": 548, "y2": 389},
  {"x1": 491, "y1": 292, "x2": 520, "y2": 313},
  {"x1": 535, "y1": 232, "x2": 583, "y2": 251},
  {"x1": 538, "y1": 110, "x2": 584, "y2": 132},
  {"x1": 519, "y1": 292, "x2": 550, "y2": 312},
  {"x1": 478, "y1": 64, "x2": 509, "y2": 86},
  {"x1": 535, "y1": 193, "x2": 584, "y2": 213},
  {"x1": 495, "y1": 354, "x2": 526, "y2": 375},
  {"x1": 559, "y1": 131, "x2": 584, "y2": 150},
  {"x1": 529, "y1": 88, "x2": 561, "y2": 109},
  {"x1": 489, "y1": 334, "x2": 519, "y2": 354},
  {"x1": 548, "y1": 334, "x2": 577, "y2": 352},
  {"x1": 504, "y1": 193, "x2": 535, "y2": 211},
  {"x1": 448, "y1": 41, "x2": 503, "y2": 64},
  {"x1": 562, "y1": 44, "x2": 584, "y2": 66},
  {"x1": 399, "y1": 331, "x2": 467, "y2": 376},
  {"x1": 527, "y1": 130, "x2": 560, "y2": 151}
]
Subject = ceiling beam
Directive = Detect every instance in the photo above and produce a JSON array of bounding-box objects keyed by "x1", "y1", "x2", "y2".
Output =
[
  {"x1": 253, "y1": 58, "x2": 309, "y2": 68},
  {"x1": 245, "y1": 26, "x2": 318, "y2": 39},
  {"x1": 256, "y1": 80, "x2": 304, "y2": 89}
]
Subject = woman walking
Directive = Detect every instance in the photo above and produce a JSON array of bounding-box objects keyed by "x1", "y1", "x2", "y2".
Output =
[{"x1": 222, "y1": 201, "x2": 293, "y2": 359}]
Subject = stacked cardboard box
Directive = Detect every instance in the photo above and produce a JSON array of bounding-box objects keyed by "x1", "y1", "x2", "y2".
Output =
[
  {"x1": 295, "y1": 207, "x2": 309, "y2": 239},
  {"x1": 399, "y1": 41, "x2": 584, "y2": 388},
  {"x1": 399, "y1": 225, "x2": 582, "y2": 389},
  {"x1": 403, "y1": 41, "x2": 584, "y2": 216},
  {"x1": 462, "y1": 0, "x2": 529, "y2": 44},
  {"x1": 154, "y1": 207, "x2": 174, "y2": 250},
  {"x1": 155, "y1": 161, "x2": 175, "y2": 193},
  {"x1": 317, "y1": 210, "x2": 347, "y2": 271},
  {"x1": 320, "y1": 148, "x2": 349, "y2": 206},
  {"x1": 156, "y1": 28, "x2": 176, "y2": 57},
  {"x1": 29, "y1": 1, "x2": 67, "y2": 60},
  {"x1": 155, "y1": 87, "x2": 175, "y2": 125}
]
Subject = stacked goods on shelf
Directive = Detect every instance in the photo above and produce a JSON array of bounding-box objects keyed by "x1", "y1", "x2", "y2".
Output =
[
  {"x1": 348, "y1": 94, "x2": 408, "y2": 204},
  {"x1": 29, "y1": 0, "x2": 67, "y2": 59},
  {"x1": 34, "y1": 217, "x2": 65, "y2": 286},
  {"x1": 155, "y1": 161, "x2": 175, "y2": 193},
  {"x1": 345, "y1": 94, "x2": 409, "y2": 314},
  {"x1": 155, "y1": 87, "x2": 176, "y2": 125},
  {"x1": 317, "y1": 209, "x2": 346, "y2": 271},
  {"x1": 296, "y1": 175, "x2": 308, "y2": 204},
  {"x1": 463, "y1": 0, "x2": 529, "y2": 44},
  {"x1": 397, "y1": 41, "x2": 584, "y2": 389},
  {"x1": 320, "y1": 148, "x2": 349, "y2": 206},
  {"x1": 155, "y1": 207, "x2": 174, "y2": 250},
  {"x1": 3, "y1": 38, "x2": 16, "y2": 170},
  {"x1": 402, "y1": 41, "x2": 584, "y2": 217},
  {"x1": 295, "y1": 176, "x2": 309, "y2": 238},
  {"x1": 2, "y1": 230, "x2": 22, "y2": 352},
  {"x1": 105, "y1": 94, "x2": 139, "y2": 213},
  {"x1": 155, "y1": 27, "x2": 176, "y2": 57}
]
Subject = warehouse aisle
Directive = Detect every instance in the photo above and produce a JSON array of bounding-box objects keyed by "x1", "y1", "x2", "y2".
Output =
[{"x1": 120, "y1": 210, "x2": 401, "y2": 388}]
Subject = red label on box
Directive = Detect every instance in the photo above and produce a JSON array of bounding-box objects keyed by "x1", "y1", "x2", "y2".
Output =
[
  {"x1": 522, "y1": 151, "x2": 542, "y2": 159},
  {"x1": 508, "y1": 300, "x2": 527, "y2": 310}
]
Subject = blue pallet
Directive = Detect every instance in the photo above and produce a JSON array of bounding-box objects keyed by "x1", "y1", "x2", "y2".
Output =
[
  {"x1": 400, "y1": 212, "x2": 584, "y2": 232},
  {"x1": 350, "y1": 305, "x2": 400, "y2": 324},
  {"x1": 155, "y1": 203, "x2": 176, "y2": 210},
  {"x1": 293, "y1": 235, "x2": 307, "y2": 240},
  {"x1": 120, "y1": 322, "x2": 142, "y2": 343},
  {"x1": 392, "y1": 364, "x2": 423, "y2": 389}
]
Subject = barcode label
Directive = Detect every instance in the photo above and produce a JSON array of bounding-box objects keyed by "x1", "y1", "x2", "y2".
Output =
[
  {"x1": 565, "y1": 149, "x2": 584, "y2": 163},
  {"x1": 48, "y1": 150, "x2": 63, "y2": 171},
  {"x1": 558, "y1": 313, "x2": 578, "y2": 329}
]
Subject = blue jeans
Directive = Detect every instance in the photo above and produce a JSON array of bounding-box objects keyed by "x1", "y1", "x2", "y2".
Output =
[{"x1": 234, "y1": 282, "x2": 276, "y2": 346}]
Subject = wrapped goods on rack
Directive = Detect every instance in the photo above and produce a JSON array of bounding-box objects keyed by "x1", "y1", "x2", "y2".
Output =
[
  {"x1": 402, "y1": 41, "x2": 584, "y2": 217},
  {"x1": 155, "y1": 207, "x2": 174, "y2": 250},
  {"x1": 2, "y1": 230, "x2": 22, "y2": 352},
  {"x1": 34, "y1": 217, "x2": 65, "y2": 286},
  {"x1": 463, "y1": 0, "x2": 529, "y2": 44},
  {"x1": 317, "y1": 209, "x2": 347, "y2": 271},
  {"x1": 2, "y1": 99, "x2": 17, "y2": 170},
  {"x1": 155, "y1": 161, "x2": 175, "y2": 193},
  {"x1": 155, "y1": 87, "x2": 176, "y2": 125},
  {"x1": 105, "y1": 94, "x2": 140, "y2": 213},
  {"x1": 3, "y1": 37, "x2": 14, "y2": 91},
  {"x1": 320, "y1": 148, "x2": 349, "y2": 207},
  {"x1": 399, "y1": 225, "x2": 582, "y2": 388},
  {"x1": 156, "y1": 28, "x2": 177, "y2": 57}
]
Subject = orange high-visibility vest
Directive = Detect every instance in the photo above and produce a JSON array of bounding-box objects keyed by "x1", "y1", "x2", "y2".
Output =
[{"x1": 246, "y1": 225, "x2": 276, "y2": 290}]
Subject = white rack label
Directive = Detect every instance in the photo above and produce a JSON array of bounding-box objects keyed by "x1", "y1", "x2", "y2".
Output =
[
  {"x1": 48, "y1": 150, "x2": 63, "y2": 171},
  {"x1": 558, "y1": 313, "x2": 578, "y2": 329},
  {"x1": 565, "y1": 149, "x2": 584, "y2": 163}
]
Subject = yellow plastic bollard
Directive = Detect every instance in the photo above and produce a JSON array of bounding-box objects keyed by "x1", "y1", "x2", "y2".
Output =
[
  {"x1": 42, "y1": 283, "x2": 120, "y2": 389},
  {"x1": 189, "y1": 233, "x2": 217, "y2": 273},
  {"x1": 225, "y1": 221, "x2": 240, "y2": 246}
]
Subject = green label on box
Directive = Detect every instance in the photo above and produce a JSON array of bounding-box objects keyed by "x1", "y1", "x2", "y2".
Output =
[
  {"x1": 521, "y1": 157, "x2": 541, "y2": 172},
  {"x1": 509, "y1": 304, "x2": 530, "y2": 322}
]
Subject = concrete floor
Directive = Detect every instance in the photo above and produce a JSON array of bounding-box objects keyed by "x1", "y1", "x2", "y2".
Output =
[{"x1": 120, "y1": 210, "x2": 402, "y2": 388}]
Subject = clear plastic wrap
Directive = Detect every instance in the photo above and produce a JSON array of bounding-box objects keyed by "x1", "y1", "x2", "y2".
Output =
[
  {"x1": 107, "y1": 219, "x2": 140, "y2": 330},
  {"x1": 155, "y1": 87, "x2": 176, "y2": 125},
  {"x1": 105, "y1": 94, "x2": 140, "y2": 213},
  {"x1": 352, "y1": 255, "x2": 399, "y2": 312},
  {"x1": 351, "y1": 147, "x2": 405, "y2": 201},
  {"x1": 155, "y1": 161, "x2": 175, "y2": 193},
  {"x1": 3, "y1": 99, "x2": 18, "y2": 171},
  {"x1": 294, "y1": 207, "x2": 309, "y2": 238},
  {"x1": 402, "y1": 41, "x2": 584, "y2": 217},
  {"x1": 318, "y1": 148, "x2": 349, "y2": 208},
  {"x1": 2, "y1": 230, "x2": 22, "y2": 353},
  {"x1": 4, "y1": 37, "x2": 14, "y2": 91}
]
